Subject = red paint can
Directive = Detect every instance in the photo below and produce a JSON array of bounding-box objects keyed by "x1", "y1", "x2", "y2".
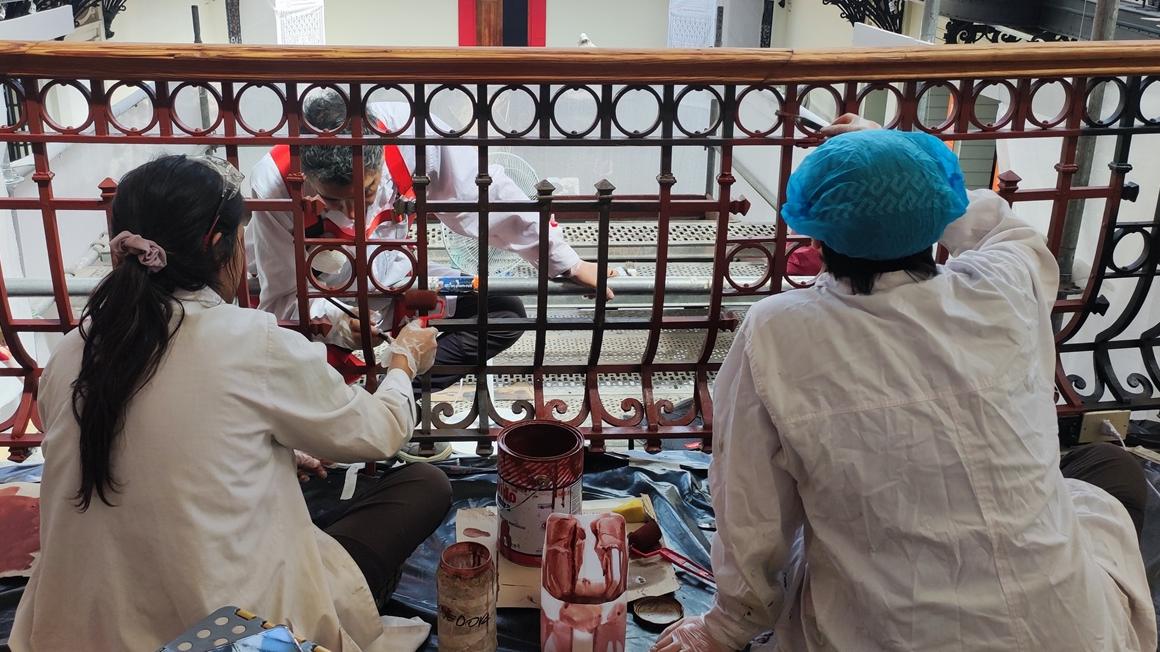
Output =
[{"x1": 496, "y1": 420, "x2": 585, "y2": 567}]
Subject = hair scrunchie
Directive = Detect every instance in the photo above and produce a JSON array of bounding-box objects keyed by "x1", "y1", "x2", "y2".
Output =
[{"x1": 109, "y1": 231, "x2": 168, "y2": 273}]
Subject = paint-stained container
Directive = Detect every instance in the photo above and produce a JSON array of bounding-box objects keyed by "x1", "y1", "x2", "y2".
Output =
[
  {"x1": 496, "y1": 420, "x2": 585, "y2": 566},
  {"x1": 437, "y1": 542, "x2": 497, "y2": 652}
]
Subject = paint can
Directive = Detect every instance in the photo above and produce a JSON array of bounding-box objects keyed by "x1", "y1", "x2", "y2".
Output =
[
  {"x1": 496, "y1": 420, "x2": 585, "y2": 566},
  {"x1": 437, "y1": 542, "x2": 497, "y2": 652}
]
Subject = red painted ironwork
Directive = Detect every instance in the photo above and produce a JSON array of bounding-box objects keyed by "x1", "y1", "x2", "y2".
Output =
[{"x1": 1, "y1": 42, "x2": 1160, "y2": 459}]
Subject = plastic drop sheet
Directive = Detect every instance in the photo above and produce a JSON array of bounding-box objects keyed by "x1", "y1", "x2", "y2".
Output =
[
  {"x1": 10, "y1": 452, "x2": 1160, "y2": 651},
  {"x1": 301, "y1": 451, "x2": 717, "y2": 652}
]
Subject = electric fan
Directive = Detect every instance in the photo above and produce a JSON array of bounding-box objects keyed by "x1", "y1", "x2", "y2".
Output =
[{"x1": 440, "y1": 151, "x2": 540, "y2": 277}]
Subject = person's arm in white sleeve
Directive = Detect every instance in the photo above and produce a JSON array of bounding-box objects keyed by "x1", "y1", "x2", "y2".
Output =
[
  {"x1": 423, "y1": 120, "x2": 582, "y2": 277},
  {"x1": 258, "y1": 317, "x2": 416, "y2": 462},
  {"x1": 249, "y1": 159, "x2": 305, "y2": 322},
  {"x1": 939, "y1": 188, "x2": 1060, "y2": 305},
  {"x1": 701, "y1": 325, "x2": 804, "y2": 650},
  {"x1": 249, "y1": 206, "x2": 302, "y2": 321}
]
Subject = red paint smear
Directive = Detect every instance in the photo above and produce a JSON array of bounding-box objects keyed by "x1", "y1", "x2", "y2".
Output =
[
  {"x1": 528, "y1": 0, "x2": 546, "y2": 47},
  {"x1": 0, "y1": 487, "x2": 39, "y2": 574},
  {"x1": 464, "y1": 527, "x2": 491, "y2": 538},
  {"x1": 458, "y1": 0, "x2": 477, "y2": 46}
]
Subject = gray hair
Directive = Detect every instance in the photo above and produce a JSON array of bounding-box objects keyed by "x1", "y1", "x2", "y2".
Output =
[{"x1": 300, "y1": 88, "x2": 383, "y2": 187}]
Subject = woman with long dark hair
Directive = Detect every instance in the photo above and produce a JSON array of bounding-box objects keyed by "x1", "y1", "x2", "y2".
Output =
[{"x1": 11, "y1": 155, "x2": 448, "y2": 651}]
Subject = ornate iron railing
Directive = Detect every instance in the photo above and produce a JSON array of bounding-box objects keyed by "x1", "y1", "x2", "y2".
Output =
[{"x1": 1, "y1": 41, "x2": 1159, "y2": 458}]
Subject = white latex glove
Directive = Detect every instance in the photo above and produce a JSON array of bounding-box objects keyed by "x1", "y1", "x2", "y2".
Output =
[
  {"x1": 386, "y1": 320, "x2": 438, "y2": 378},
  {"x1": 819, "y1": 112, "x2": 882, "y2": 137},
  {"x1": 650, "y1": 616, "x2": 730, "y2": 652},
  {"x1": 293, "y1": 450, "x2": 330, "y2": 483}
]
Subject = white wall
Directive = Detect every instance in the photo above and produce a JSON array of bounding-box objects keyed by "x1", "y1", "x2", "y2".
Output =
[
  {"x1": 771, "y1": 0, "x2": 854, "y2": 49},
  {"x1": 770, "y1": 0, "x2": 924, "y2": 49},
  {"x1": 546, "y1": 0, "x2": 668, "y2": 47},
  {"x1": 239, "y1": 0, "x2": 279, "y2": 45},
  {"x1": 721, "y1": 0, "x2": 765, "y2": 47},
  {"x1": 110, "y1": 0, "x2": 228, "y2": 44},
  {"x1": 325, "y1": 0, "x2": 457, "y2": 46}
]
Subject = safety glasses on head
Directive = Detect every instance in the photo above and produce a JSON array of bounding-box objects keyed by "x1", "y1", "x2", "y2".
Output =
[{"x1": 190, "y1": 154, "x2": 249, "y2": 249}]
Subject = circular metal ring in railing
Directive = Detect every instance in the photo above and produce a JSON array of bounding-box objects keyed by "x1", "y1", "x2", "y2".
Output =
[
  {"x1": 724, "y1": 244, "x2": 774, "y2": 292},
  {"x1": 915, "y1": 81, "x2": 959, "y2": 134},
  {"x1": 299, "y1": 83, "x2": 352, "y2": 135},
  {"x1": 611, "y1": 85, "x2": 663, "y2": 138},
  {"x1": 427, "y1": 84, "x2": 477, "y2": 138},
  {"x1": 969, "y1": 80, "x2": 1018, "y2": 132},
  {"x1": 1083, "y1": 77, "x2": 1128, "y2": 128},
  {"x1": 795, "y1": 84, "x2": 842, "y2": 136},
  {"x1": 40, "y1": 80, "x2": 95, "y2": 134},
  {"x1": 1027, "y1": 78, "x2": 1073, "y2": 129},
  {"x1": 674, "y1": 85, "x2": 724, "y2": 137},
  {"x1": 856, "y1": 83, "x2": 904, "y2": 130},
  {"x1": 735, "y1": 85, "x2": 784, "y2": 137},
  {"x1": 781, "y1": 240, "x2": 818, "y2": 290},
  {"x1": 488, "y1": 84, "x2": 539, "y2": 138},
  {"x1": 305, "y1": 246, "x2": 357, "y2": 293},
  {"x1": 550, "y1": 84, "x2": 601, "y2": 138},
  {"x1": 1108, "y1": 226, "x2": 1152, "y2": 276},
  {"x1": 367, "y1": 244, "x2": 419, "y2": 294},
  {"x1": 170, "y1": 81, "x2": 224, "y2": 136},
  {"x1": 363, "y1": 84, "x2": 415, "y2": 137},
  {"x1": 106, "y1": 81, "x2": 158, "y2": 135},
  {"x1": 235, "y1": 82, "x2": 289, "y2": 136}
]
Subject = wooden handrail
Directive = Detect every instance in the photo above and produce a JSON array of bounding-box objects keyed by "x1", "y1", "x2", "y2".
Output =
[{"x1": 1, "y1": 40, "x2": 1160, "y2": 83}]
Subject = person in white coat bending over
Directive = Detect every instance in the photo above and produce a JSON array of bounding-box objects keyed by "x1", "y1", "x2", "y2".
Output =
[
  {"x1": 13, "y1": 156, "x2": 449, "y2": 651},
  {"x1": 249, "y1": 89, "x2": 611, "y2": 390},
  {"x1": 652, "y1": 117, "x2": 1155, "y2": 651}
]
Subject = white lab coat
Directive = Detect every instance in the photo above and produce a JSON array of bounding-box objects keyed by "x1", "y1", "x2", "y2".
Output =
[
  {"x1": 704, "y1": 190, "x2": 1156, "y2": 651},
  {"x1": 11, "y1": 288, "x2": 419, "y2": 652},
  {"x1": 247, "y1": 102, "x2": 581, "y2": 342}
]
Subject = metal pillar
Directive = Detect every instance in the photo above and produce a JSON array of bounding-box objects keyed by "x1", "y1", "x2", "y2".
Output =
[{"x1": 1058, "y1": 0, "x2": 1119, "y2": 290}]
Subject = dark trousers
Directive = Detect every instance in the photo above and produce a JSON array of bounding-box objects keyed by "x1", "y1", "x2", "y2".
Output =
[
  {"x1": 319, "y1": 463, "x2": 452, "y2": 608},
  {"x1": 1060, "y1": 442, "x2": 1147, "y2": 537},
  {"x1": 415, "y1": 293, "x2": 526, "y2": 395}
]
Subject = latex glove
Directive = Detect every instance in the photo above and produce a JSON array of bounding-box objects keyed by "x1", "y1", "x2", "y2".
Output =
[
  {"x1": 650, "y1": 616, "x2": 730, "y2": 652},
  {"x1": 294, "y1": 450, "x2": 329, "y2": 483},
  {"x1": 386, "y1": 320, "x2": 438, "y2": 378},
  {"x1": 819, "y1": 112, "x2": 882, "y2": 138},
  {"x1": 569, "y1": 260, "x2": 617, "y2": 300}
]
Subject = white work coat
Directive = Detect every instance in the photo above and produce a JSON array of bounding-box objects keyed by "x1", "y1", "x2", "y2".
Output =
[
  {"x1": 248, "y1": 102, "x2": 581, "y2": 340},
  {"x1": 704, "y1": 190, "x2": 1156, "y2": 651},
  {"x1": 11, "y1": 288, "x2": 418, "y2": 652}
]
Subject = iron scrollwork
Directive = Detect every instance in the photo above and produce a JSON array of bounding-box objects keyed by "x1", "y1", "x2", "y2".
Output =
[
  {"x1": 820, "y1": 0, "x2": 904, "y2": 33},
  {"x1": 32, "y1": 0, "x2": 126, "y2": 39},
  {"x1": 944, "y1": 18, "x2": 1075, "y2": 45}
]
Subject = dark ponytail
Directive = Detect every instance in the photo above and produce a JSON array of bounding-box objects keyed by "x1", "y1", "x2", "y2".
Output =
[
  {"x1": 820, "y1": 243, "x2": 939, "y2": 296},
  {"x1": 72, "y1": 155, "x2": 244, "y2": 511}
]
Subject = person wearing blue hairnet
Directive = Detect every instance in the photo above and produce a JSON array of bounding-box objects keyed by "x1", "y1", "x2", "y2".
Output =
[{"x1": 651, "y1": 114, "x2": 1154, "y2": 652}]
